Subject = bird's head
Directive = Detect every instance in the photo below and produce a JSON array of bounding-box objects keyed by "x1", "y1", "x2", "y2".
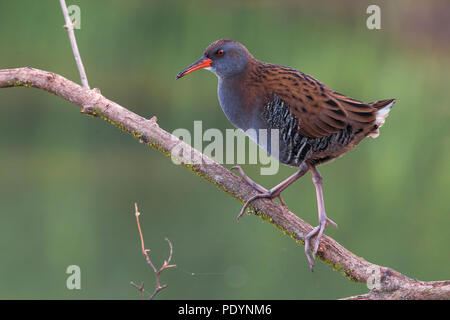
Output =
[{"x1": 176, "y1": 39, "x2": 252, "y2": 80}]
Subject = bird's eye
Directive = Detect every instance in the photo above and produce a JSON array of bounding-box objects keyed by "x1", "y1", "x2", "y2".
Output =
[{"x1": 217, "y1": 49, "x2": 224, "y2": 56}]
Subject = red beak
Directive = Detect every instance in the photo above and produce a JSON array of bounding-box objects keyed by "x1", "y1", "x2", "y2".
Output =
[{"x1": 176, "y1": 56, "x2": 212, "y2": 79}]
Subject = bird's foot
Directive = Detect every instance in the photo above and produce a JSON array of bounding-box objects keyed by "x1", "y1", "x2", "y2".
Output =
[
  {"x1": 304, "y1": 214, "x2": 338, "y2": 272},
  {"x1": 231, "y1": 166, "x2": 286, "y2": 220},
  {"x1": 236, "y1": 188, "x2": 283, "y2": 221}
]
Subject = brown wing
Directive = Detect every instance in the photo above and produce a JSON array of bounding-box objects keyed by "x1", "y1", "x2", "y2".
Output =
[{"x1": 261, "y1": 64, "x2": 382, "y2": 138}]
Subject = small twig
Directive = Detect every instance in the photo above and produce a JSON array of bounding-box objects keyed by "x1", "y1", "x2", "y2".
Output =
[
  {"x1": 59, "y1": 0, "x2": 90, "y2": 88},
  {"x1": 133, "y1": 203, "x2": 176, "y2": 300},
  {"x1": 130, "y1": 281, "x2": 145, "y2": 300}
]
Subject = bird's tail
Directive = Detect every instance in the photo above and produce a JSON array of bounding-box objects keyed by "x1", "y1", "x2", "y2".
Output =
[{"x1": 367, "y1": 99, "x2": 396, "y2": 138}]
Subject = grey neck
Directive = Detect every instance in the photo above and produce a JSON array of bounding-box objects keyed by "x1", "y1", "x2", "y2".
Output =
[{"x1": 217, "y1": 74, "x2": 263, "y2": 132}]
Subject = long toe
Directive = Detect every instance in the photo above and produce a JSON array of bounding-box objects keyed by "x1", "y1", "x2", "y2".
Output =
[
  {"x1": 236, "y1": 193, "x2": 271, "y2": 221},
  {"x1": 304, "y1": 225, "x2": 320, "y2": 272},
  {"x1": 312, "y1": 224, "x2": 326, "y2": 257},
  {"x1": 306, "y1": 243, "x2": 315, "y2": 272},
  {"x1": 236, "y1": 185, "x2": 287, "y2": 221},
  {"x1": 277, "y1": 195, "x2": 287, "y2": 207},
  {"x1": 327, "y1": 217, "x2": 338, "y2": 228},
  {"x1": 231, "y1": 166, "x2": 268, "y2": 193},
  {"x1": 236, "y1": 199, "x2": 252, "y2": 221}
]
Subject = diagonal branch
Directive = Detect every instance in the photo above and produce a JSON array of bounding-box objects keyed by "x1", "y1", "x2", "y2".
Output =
[{"x1": 1, "y1": 67, "x2": 449, "y2": 300}]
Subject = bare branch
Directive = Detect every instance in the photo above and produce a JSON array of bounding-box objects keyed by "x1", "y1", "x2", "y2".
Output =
[
  {"x1": 1, "y1": 67, "x2": 449, "y2": 300},
  {"x1": 133, "y1": 203, "x2": 176, "y2": 300},
  {"x1": 59, "y1": 0, "x2": 90, "y2": 88},
  {"x1": 342, "y1": 278, "x2": 450, "y2": 300}
]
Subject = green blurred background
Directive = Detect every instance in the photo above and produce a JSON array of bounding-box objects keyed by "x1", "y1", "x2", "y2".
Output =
[{"x1": 0, "y1": 0, "x2": 449, "y2": 299}]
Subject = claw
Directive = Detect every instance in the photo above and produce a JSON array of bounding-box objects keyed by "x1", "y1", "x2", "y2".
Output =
[
  {"x1": 327, "y1": 217, "x2": 338, "y2": 228},
  {"x1": 237, "y1": 197, "x2": 253, "y2": 220},
  {"x1": 236, "y1": 192, "x2": 274, "y2": 221},
  {"x1": 232, "y1": 165, "x2": 309, "y2": 229},
  {"x1": 304, "y1": 215, "x2": 338, "y2": 271},
  {"x1": 304, "y1": 225, "x2": 320, "y2": 271},
  {"x1": 232, "y1": 166, "x2": 281, "y2": 221},
  {"x1": 312, "y1": 217, "x2": 338, "y2": 256},
  {"x1": 231, "y1": 166, "x2": 268, "y2": 194},
  {"x1": 277, "y1": 195, "x2": 286, "y2": 206},
  {"x1": 312, "y1": 224, "x2": 326, "y2": 257}
]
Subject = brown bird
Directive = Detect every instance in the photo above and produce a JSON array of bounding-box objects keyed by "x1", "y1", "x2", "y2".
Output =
[{"x1": 176, "y1": 39, "x2": 396, "y2": 271}]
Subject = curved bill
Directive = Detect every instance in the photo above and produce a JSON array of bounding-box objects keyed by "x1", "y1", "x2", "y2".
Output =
[{"x1": 176, "y1": 57, "x2": 212, "y2": 79}]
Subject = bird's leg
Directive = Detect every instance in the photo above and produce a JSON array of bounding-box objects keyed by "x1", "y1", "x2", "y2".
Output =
[
  {"x1": 304, "y1": 164, "x2": 338, "y2": 272},
  {"x1": 231, "y1": 163, "x2": 308, "y2": 220},
  {"x1": 230, "y1": 166, "x2": 270, "y2": 194},
  {"x1": 231, "y1": 165, "x2": 287, "y2": 206}
]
